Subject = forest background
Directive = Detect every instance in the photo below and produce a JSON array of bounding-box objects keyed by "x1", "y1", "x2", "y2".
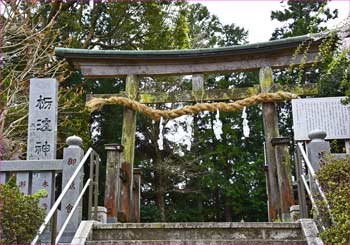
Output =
[{"x1": 1, "y1": 0, "x2": 348, "y2": 222}]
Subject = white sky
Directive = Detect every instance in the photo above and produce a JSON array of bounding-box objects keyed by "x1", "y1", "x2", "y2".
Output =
[{"x1": 190, "y1": 0, "x2": 350, "y2": 43}]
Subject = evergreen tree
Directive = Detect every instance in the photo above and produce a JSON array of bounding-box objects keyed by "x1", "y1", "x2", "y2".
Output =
[{"x1": 271, "y1": 0, "x2": 338, "y2": 40}]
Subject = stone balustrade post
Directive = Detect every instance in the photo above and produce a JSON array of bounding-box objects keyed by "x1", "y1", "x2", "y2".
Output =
[
  {"x1": 90, "y1": 206, "x2": 107, "y2": 224},
  {"x1": 104, "y1": 144, "x2": 123, "y2": 223},
  {"x1": 0, "y1": 173, "x2": 6, "y2": 184},
  {"x1": 59, "y1": 135, "x2": 84, "y2": 242},
  {"x1": 307, "y1": 130, "x2": 330, "y2": 172},
  {"x1": 306, "y1": 130, "x2": 330, "y2": 206},
  {"x1": 290, "y1": 205, "x2": 301, "y2": 222}
]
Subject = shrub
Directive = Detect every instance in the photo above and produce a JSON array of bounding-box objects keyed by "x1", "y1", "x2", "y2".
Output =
[
  {"x1": 0, "y1": 178, "x2": 46, "y2": 244},
  {"x1": 317, "y1": 155, "x2": 350, "y2": 244}
]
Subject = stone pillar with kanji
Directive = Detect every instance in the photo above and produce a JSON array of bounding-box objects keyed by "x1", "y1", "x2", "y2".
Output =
[{"x1": 19, "y1": 78, "x2": 58, "y2": 209}]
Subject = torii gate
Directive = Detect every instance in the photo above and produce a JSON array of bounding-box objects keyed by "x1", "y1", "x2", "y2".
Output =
[{"x1": 55, "y1": 33, "x2": 323, "y2": 222}]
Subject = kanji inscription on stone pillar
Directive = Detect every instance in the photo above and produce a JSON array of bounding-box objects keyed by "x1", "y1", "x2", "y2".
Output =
[{"x1": 19, "y1": 79, "x2": 58, "y2": 213}]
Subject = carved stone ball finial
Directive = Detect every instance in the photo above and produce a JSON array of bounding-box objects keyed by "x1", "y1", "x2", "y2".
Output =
[
  {"x1": 308, "y1": 130, "x2": 327, "y2": 142},
  {"x1": 66, "y1": 135, "x2": 83, "y2": 148}
]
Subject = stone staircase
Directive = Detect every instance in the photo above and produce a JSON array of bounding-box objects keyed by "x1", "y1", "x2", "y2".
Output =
[{"x1": 73, "y1": 219, "x2": 322, "y2": 245}]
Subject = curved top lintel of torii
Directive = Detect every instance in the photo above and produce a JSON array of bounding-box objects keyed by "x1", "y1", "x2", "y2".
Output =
[{"x1": 55, "y1": 32, "x2": 332, "y2": 77}]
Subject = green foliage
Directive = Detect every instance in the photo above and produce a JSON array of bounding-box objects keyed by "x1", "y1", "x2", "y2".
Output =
[
  {"x1": 319, "y1": 32, "x2": 350, "y2": 101},
  {"x1": 173, "y1": 9, "x2": 191, "y2": 49},
  {"x1": 186, "y1": 3, "x2": 222, "y2": 48},
  {"x1": 270, "y1": 0, "x2": 337, "y2": 40},
  {"x1": 0, "y1": 179, "x2": 46, "y2": 244},
  {"x1": 183, "y1": 97, "x2": 267, "y2": 222},
  {"x1": 218, "y1": 24, "x2": 248, "y2": 47},
  {"x1": 317, "y1": 156, "x2": 350, "y2": 244},
  {"x1": 58, "y1": 72, "x2": 92, "y2": 153},
  {"x1": 141, "y1": 202, "x2": 162, "y2": 222}
]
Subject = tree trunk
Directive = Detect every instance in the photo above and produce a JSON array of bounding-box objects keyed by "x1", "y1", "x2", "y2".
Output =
[
  {"x1": 155, "y1": 183, "x2": 166, "y2": 222},
  {"x1": 223, "y1": 155, "x2": 233, "y2": 222},
  {"x1": 153, "y1": 121, "x2": 166, "y2": 222},
  {"x1": 214, "y1": 187, "x2": 221, "y2": 221},
  {"x1": 192, "y1": 115, "x2": 204, "y2": 222},
  {"x1": 224, "y1": 194, "x2": 233, "y2": 222}
]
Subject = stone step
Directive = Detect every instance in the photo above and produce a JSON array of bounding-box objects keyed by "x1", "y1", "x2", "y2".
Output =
[
  {"x1": 90, "y1": 222, "x2": 303, "y2": 241},
  {"x1": 86, "y1": 239, "x2": 307, "y2": 245}
]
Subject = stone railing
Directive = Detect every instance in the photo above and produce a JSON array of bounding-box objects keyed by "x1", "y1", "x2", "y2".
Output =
[
  {"x1": 0, "y1": 136, "x2": 101, "y2": 244},
  {"x1": 295, "y1": 129, "x2": 349, "y2": 230}
]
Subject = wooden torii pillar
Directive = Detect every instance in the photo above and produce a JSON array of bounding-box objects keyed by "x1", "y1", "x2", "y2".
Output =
[
  {"x1": 119, "y1": 75, "x2": 138, "y2": 222},
  {"x1": 260, "y1": 67, "x2": 282, "y2": 221},
  {"x1": 55, "y1": 33, "x2": 324, "y2": 222}
]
